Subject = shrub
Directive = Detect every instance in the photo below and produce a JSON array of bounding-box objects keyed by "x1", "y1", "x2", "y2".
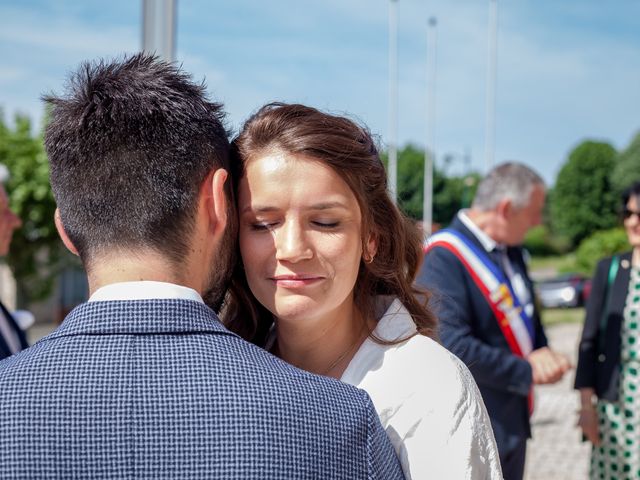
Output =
[
  {"x1": 524, "y1": 225, "x2": 570, "y2": 256},
  {"x1": 575, "y1": 228, "x2": 629, "y2": 275}
]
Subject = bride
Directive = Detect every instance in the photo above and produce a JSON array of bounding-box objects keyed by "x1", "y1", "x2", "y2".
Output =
[{"x1": 222, "y1": 102, "x2": 503, "y2": 480}]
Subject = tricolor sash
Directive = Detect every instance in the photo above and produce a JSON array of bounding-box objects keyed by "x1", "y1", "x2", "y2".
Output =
[{"x1": 424, "y1": 229, "x2": 535, "y2": 357}]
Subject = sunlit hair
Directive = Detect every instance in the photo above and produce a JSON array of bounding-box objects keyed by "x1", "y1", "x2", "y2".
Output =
[
  {"x1": 221, "y1": 102, "x2": 437, "y2": 345},
  {"x1": 43, "y1": 53, "x2": 230, "y2": 271},
  {"x1": 472, "y1": 162, "x2": 545, "y2": 211}
]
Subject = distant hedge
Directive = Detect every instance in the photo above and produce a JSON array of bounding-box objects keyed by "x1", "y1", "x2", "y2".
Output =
[
  {"x1": 575, "y1": 228, "x2": 629, "y2": 275},
  {"x1": 524, "y1": 225, "x2": 570, "y2": 257}
]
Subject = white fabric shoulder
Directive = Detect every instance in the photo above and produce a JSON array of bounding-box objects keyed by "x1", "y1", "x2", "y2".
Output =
[
  {"x1": 341, "y1": 297, "x2": 503, "y2": 480},
  {"x1": 89, "y1": 281, "x2": 204, "y2": 303}
]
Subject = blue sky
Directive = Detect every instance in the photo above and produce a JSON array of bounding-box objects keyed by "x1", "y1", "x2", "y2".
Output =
[{"x1": 1, "y1": 0, "x2": 639, "y2": 184}]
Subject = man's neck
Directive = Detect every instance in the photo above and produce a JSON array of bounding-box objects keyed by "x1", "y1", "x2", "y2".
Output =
[
  {"x1": 86, "y1": 250, "x2": 197, "y2": 296},
  {"x1": 464, "y1": 209, "x2": 501, "y2": 245}
]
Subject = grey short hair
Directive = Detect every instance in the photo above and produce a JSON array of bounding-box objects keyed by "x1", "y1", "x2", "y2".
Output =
[{"x1": 472, "y1": 162, "x2": 545, "y2": 211}]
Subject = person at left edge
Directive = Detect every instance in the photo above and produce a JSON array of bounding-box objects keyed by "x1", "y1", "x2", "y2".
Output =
[{"x1": 0, "y1": 164, "x2": 27, "y2": 360}]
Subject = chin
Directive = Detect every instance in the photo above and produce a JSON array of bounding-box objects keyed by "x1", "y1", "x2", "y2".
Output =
[{"x1": 272, "y1": 297, "x2": 321, "y2": 323}]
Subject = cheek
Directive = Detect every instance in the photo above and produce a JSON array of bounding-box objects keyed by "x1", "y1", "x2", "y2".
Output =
[
  {"x1": 320, "y1": 232, "x2": 362, "y2": 279},
  {"x1": 626, "y1": 221, "x2": 640, "y2": 241},
  {"x1": 239, "y1": 230, "x2": 273, "y2": 279}
]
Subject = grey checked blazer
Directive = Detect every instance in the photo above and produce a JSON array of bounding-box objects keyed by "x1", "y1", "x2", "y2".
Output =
[{"x1": 0, "y1": 300, "x2": 403, "y2": 479}]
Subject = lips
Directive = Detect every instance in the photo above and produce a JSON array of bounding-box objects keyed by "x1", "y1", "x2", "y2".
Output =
[{"x1": 270, "y1": 274, "x2": 324, "y2": 288}]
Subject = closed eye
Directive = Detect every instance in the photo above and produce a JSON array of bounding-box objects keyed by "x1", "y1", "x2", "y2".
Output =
[
  {"x1": 250, "y1": 222, "x2": 277, "y2": 231},
  {"x1": 312, "y1": 221, "x2": 340, "y2": 228}
]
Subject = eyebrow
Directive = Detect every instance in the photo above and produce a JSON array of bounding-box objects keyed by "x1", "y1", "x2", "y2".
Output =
[{"x1": 241, "y1": 201, "x2": 349, "y2": 215}]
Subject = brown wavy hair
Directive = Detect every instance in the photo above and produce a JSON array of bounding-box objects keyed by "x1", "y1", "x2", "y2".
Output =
[{"x1": 222, "y1": 103, "x2": 437, "y2": 345}]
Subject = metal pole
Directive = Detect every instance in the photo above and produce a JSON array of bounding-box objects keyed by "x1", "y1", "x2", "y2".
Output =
[
  {"x1": 423, "y1": 17, "x2": 437, "y2": 236},
  {"x1": 142, "y1": 0, "x2": 177, "y2": 62},
  {"x1": 388, "y1": 0, "x2": 399, "y2": 202},
  {"x1": 484, "y1": 0, "x2": 498, "y2": 171}
]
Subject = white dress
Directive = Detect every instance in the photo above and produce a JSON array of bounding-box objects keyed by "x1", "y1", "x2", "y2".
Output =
[{"x1": 341, "y1": 297, "x2": 503, "y2": 480}]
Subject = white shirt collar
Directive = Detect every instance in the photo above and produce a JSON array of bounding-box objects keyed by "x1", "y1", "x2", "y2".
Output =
[
  {"x1": 88, "y1": 281, "x2": 204, "y2": 304},
  {"x1": 457, "y1": 209, "x2": 499, "y2": 253}
]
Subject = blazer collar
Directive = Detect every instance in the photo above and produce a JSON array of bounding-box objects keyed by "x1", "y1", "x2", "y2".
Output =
[
  {"x1": 449, "y1": 215, "x2": 488, "y2": 252},
  {"x1": 43, "y1": 299, "x2": 235, "y2": 342},
  {"x1": 612, "y1": 251, "x2": 634, "y2": 301}
]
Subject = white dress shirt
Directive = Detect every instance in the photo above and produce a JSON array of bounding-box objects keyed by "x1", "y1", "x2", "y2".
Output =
[
  {"x1": 341, "y1": 297, "x2": 503, "y2": 480},
  {"x1": 89, "y1": 281, "x2": 204, "y2": 303}
]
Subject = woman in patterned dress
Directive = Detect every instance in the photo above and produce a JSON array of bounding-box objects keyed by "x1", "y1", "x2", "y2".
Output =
[{"x1": 576, "y1": 181, "x2": 640, "y2": 479}]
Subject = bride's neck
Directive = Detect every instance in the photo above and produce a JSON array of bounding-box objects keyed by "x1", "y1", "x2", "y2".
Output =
[{"x1": 275, "y1": 302, "x2": 369, "y2": 379}]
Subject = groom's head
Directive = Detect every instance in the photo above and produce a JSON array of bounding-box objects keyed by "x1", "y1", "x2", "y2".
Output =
[{"x1": 44, "y1": 54, "x2": 236, "y2": 300}]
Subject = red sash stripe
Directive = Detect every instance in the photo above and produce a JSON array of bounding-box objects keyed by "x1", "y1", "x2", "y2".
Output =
[{"x1": 426, "y1": 240, "x2": 524, "y2": 357}]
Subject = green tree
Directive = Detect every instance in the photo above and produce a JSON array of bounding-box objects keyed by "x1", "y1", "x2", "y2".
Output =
[
  {"x1": 611, "y1": 131, "x2": 640, "y2": 195},
  {"x1": 382, "y1": 145, "x2": 478, "y2": 225},
  {"x1": 0, "y1": 111, "x2": 71, "y2": 304},
  {"x1": 549, "y1": 141, "x2": 618, "y2": 247},
  {"x1": 395, "y1": 144, "x2": 425, "y2": 220}
]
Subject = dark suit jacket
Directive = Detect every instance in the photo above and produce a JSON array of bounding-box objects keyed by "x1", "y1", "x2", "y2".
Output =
[
  {"x1": 416, "y1": 216, "x2": 548, "y2": 457},
  {"x1": 0, "y1": 300, "x2": 28, "y2": 360},
  {"x1": 574, "y1": 251, "x2": 633, "y2": 401},
  {"x1": 0, "y1": 299, "x2": 403, "y2": 479}
]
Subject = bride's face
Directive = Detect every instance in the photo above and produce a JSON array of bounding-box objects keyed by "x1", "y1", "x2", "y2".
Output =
[{"x1": 237, "y1": 151, "x2": 369, "y2": 325}]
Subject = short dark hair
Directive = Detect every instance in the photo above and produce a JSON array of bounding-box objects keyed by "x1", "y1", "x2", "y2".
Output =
[
  {"x1": 622, "y1": 181, "x2": 640, "y2": 212},
  {"x1": 223, "y1": 103, "x2": 436, "y2": 344},
  {"x1": 43, "y1": 53, "x2": 229, "y2": 269}
]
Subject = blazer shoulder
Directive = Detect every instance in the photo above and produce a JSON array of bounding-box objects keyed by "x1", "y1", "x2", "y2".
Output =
[
  {"x1": 225, "y1": 334, "x2": 374, "y2": 410},
  {"x1": 593, "y1": 251, "x2": 632, "y2": 279}
]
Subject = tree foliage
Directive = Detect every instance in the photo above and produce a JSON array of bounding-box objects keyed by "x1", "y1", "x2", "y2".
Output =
[
  {"x1": 523, "y1": 225, "x2": 570, "y2": 257},
  {"x1": 611, "y1": 131, "x2": 640, "y2": 195},
  {"x1": 575, "y1": 228, "x2": 629, "y2": 275},
  {"x1": 382, "y1": 144, "x2": 478, "y2": 225},
  {"x1": 0, "y1": 111, "x2": 71, "y2": 304},
  {"x1": 549, "y1": 141, "x2": 618, "y2": 247}
]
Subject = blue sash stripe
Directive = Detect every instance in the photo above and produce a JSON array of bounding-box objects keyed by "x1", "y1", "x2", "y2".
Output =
[{"x1": 432, "y1": 229, "x2": 536, "y2": 342}]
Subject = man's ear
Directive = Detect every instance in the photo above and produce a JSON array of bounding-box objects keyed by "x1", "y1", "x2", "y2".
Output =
[
  {"x1": 203, "y1": 168, "x2": 229, "y2": 238},
  {"x1": 496, "y1": 198, "x2": 513, "y2": 220},
  {"x1": 54, "y1": 208, "x2": 79, "y2": 256}
]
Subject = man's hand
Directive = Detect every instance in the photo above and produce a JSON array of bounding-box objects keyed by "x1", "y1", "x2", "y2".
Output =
[{"x1": 527, "y1": 347, "x2": 571, "y2": 384}]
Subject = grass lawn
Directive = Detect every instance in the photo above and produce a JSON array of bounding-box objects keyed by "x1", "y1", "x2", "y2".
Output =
[{"x1": 540, "y1": 307, "x2": 585, "y2": 327}]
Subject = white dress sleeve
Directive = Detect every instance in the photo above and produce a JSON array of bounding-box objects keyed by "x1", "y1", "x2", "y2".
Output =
[{"x1": 342, "y1": 300, "x2": 503, "y2": 479}]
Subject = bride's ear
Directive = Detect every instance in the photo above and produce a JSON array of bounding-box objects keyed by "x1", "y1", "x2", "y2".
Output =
[{"x1": 363, "y1": 234, "x2": 377, "y2": 264}]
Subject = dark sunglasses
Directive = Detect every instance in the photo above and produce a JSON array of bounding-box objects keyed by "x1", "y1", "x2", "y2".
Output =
[{"x1": 623, "y1": 208, "x2": 640, "y2": 221}]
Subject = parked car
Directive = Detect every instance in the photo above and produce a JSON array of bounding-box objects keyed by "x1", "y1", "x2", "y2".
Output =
[{"x1": 535, "y1": 273, "x2": 592, "y2": 309}]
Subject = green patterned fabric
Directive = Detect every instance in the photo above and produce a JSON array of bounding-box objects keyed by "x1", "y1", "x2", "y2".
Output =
[{"x1": 591, "y1": 266, "x2": 640, "y2": 480}]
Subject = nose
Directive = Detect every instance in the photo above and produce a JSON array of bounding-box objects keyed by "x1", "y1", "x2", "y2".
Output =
[{"x1": 275, "y1": 220, "x2": 313, "y2": 263}]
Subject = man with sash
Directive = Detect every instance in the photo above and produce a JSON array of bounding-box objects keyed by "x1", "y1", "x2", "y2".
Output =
[
  {"x1": 0, "y1": 164, "x2": 28, "y2": 361},
  {"x1": 417, "y1": 162, "x2": 570, "y2": 480}
]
